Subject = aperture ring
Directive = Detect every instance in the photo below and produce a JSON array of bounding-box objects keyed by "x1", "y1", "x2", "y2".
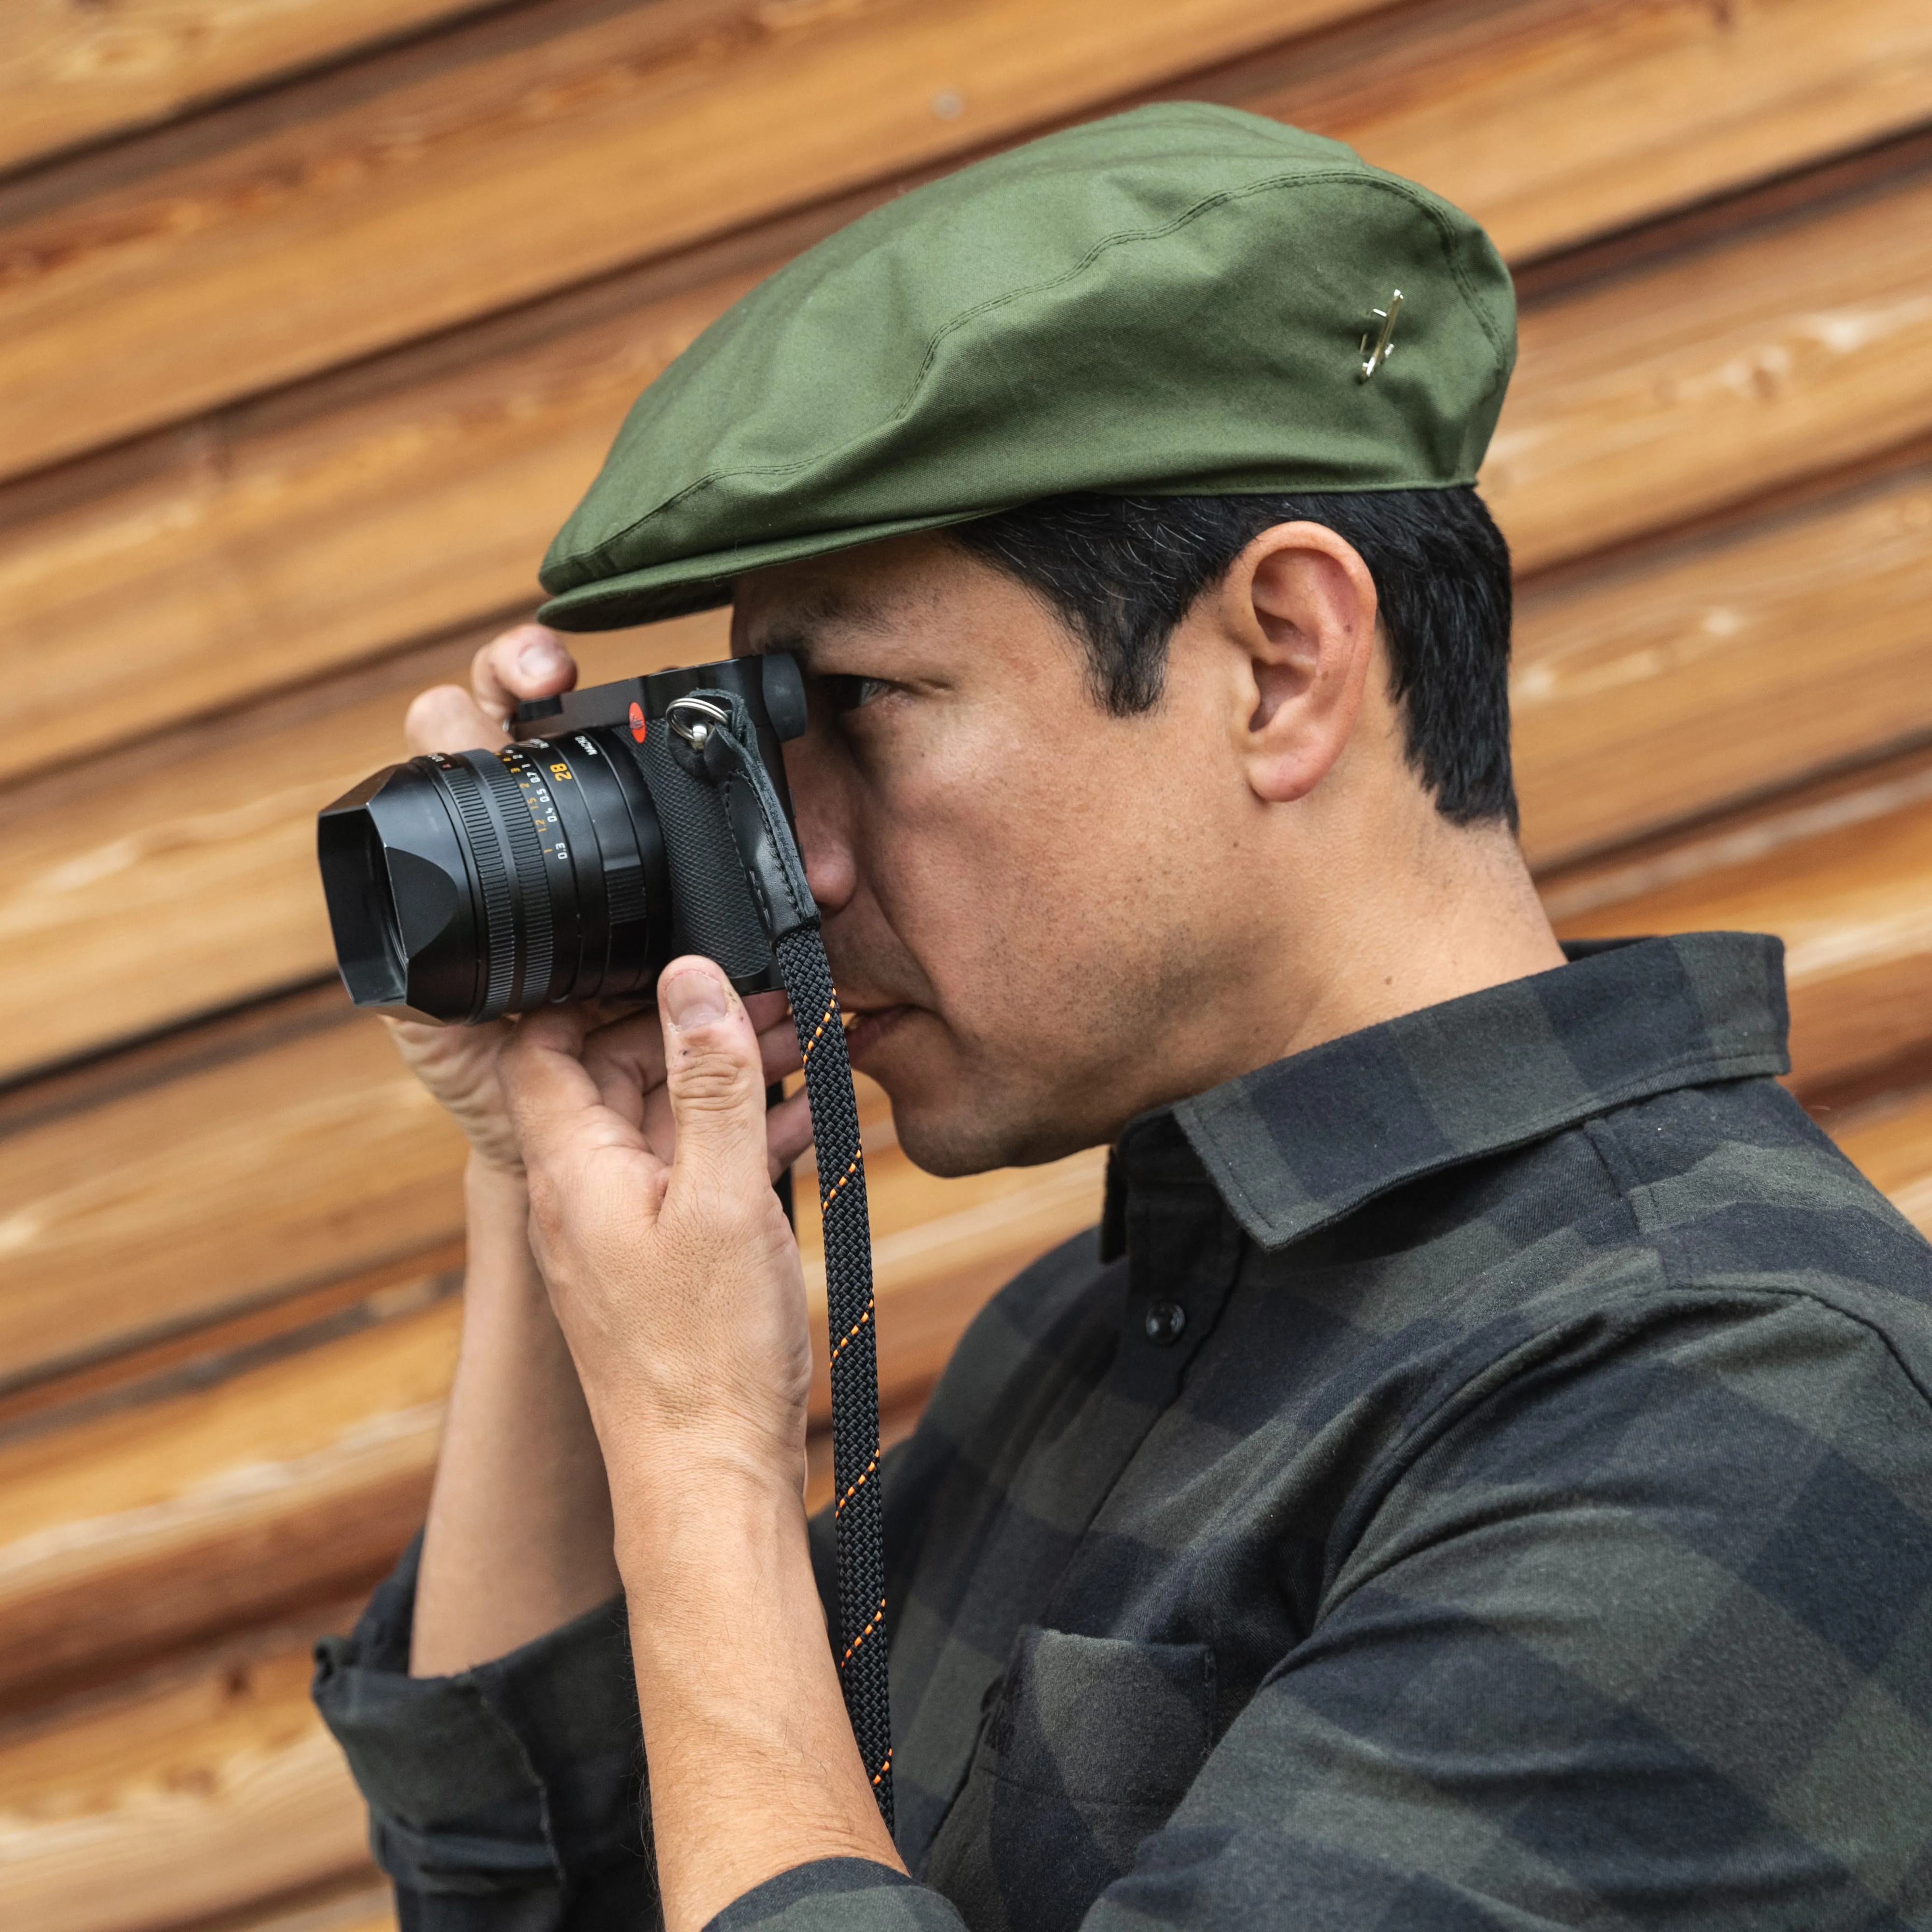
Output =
[{"x1": 437, "y1": 760, "x2": 517, "y2": 1021}]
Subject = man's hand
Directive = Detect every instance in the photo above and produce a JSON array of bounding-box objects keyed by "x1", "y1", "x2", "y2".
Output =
[
  {"x1": 504, "y1": 963, "x2": 815, "y2": 1503},
  {"x1": 501, "y1": 959, "x2": 903, "y2": 1930},
  {"x1": 384, "y1": 622, "x2": 578, "y2": 1172}
]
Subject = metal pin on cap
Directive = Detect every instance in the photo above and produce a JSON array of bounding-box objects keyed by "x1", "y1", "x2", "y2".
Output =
[{"x1": 1359, "y1": 289, "x2": 1403, "y2": 381}]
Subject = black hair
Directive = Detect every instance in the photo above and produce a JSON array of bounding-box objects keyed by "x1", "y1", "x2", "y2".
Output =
[{"x1": 949, "y1": 486, "x2": 1516, "y2": 828}]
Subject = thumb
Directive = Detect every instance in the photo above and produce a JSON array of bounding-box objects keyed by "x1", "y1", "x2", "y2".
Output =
[{"x1": 658, "y1": 959, "x2": 774, "y2": 1202}]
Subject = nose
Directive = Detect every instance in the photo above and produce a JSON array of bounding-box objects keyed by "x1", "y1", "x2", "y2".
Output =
[{"x1": 781, "y1": 732, "x2": 858, "y2": 917}]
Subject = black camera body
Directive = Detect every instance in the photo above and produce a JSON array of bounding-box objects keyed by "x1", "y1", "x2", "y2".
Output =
[{"x1": 318, "y1": 654, "x2": 809, "y2": 1024}]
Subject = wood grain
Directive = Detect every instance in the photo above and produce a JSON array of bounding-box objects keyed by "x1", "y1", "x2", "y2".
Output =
[
  {"x1": 0, "y1": 0, "x2": 1368, "y2": 483},
  {"x1": 1223, "y1": 0, "x2": 1932, "y2": 263},
  {"x1": 1834, "y1": 1085, "x2": 1932, "y2": 1239},
  {"x1": 1543, "y1": 747, "x2": 1932, "y2": 1098},
  {"x1": 0, "y1": 1249, "x2": 458, "y2": 1447},
  {"x1": 0, "y1": 0, "x2": 509, "y2": 176},
  {"x1": 0, "y1": 1623, "x2": 375, "y2": 1932},
  {"x1": 0, "y1": 1003, "x2": 468, "y2": 1389},
  {"x1": 0, "y1": 611, "x2": 726, "y2": 1082},
  {"x1": 0, "y1": 1291, "x2": 453, "y2": 1706},
  {"x1": 216, "y1": 1880, "x2": 397, "y2": 1932},
  {"x1": 0, "y1": 247, "x2": 764, "y2": 781},
  {"x1": 1513, "y1": 456, "x2": 1932, "y2": 866},
  {"x1": 12, "y1": 2, "x2": 1932, "y2": 773},
  {"x1": 1488, "y1": 155, "x2": 1932, "y2": 572}
]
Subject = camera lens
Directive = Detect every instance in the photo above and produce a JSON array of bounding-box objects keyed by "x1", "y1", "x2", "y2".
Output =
[
  {"x1": 318, "y1": 655, "x2": 806, "y2": 1024},
  {"x1": 318, "y1": 726, "x2": 670, "y2": 1023}
]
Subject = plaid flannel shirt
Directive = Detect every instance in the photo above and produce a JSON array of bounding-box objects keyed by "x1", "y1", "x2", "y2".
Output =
[{"x1": 315, "y1": 934, "x2": 1932, "y2": 1932}]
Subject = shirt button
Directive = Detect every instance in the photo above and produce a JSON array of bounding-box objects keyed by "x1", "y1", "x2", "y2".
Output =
[{"x1": 1143, "y1": 1301, "x2": 1187, "y2": 1346}]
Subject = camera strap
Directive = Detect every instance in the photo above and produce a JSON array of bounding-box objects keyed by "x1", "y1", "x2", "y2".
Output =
[{"x1": 667, "y1": 691, "x2": 894, "y2": 1831}]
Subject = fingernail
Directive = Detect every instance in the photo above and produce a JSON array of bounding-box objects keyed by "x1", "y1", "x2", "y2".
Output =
[
  {"x1": 517, "y1": 632, "x2": 566, "y2": 681},
  {"x1": 663, "y1": 968, "x2": 728, "y2": 1031}
]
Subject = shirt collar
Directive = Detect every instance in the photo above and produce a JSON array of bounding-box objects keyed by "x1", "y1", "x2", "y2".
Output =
[{"x1": 1108, "y1": 932, "x2": 1789, "y2": 1257}]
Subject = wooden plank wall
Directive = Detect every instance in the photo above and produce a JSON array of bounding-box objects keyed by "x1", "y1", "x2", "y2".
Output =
[{"x1": 3, "y1": 2, "x2": 1931, "y2": 1925}]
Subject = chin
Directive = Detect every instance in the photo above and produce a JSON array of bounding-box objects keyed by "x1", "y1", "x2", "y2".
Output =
[
  {"x1": 856, "y1": 1010, "x2": 1102, "y2": 1176},
  {"x1": 886, "y1": 1082, "x2": 1095, "y2": 1178},
  {"x1": 889, "y1": 1108, "x2": 1010, "y2": 1178}
]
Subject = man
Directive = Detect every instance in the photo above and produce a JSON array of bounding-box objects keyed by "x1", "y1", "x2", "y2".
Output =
[{"x1": 314, "y1": 106, "x2": 1932, "y2": 1931}]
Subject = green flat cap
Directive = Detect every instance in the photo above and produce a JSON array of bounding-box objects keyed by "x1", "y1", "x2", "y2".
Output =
[{"x1": 538, "y1": 102, "x2": 1515, "y2": 630}]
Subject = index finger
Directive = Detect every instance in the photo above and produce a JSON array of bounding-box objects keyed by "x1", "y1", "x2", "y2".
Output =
[{"x1": 472, "y1": 624, "x2": 578, "y2": 730}]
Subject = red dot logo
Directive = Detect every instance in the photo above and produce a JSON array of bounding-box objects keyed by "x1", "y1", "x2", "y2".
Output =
[{"x1": 628, "y1": 701, "x2": 647, "y2": 743}]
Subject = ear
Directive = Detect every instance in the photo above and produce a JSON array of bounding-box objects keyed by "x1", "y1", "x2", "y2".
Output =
[{"x1": 1212, "y1": 521, "x2": 1379, "y2": 805}]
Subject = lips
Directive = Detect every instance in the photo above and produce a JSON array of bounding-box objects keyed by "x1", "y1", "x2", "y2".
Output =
[{"x1": 841, "y1": 1003, "x2": 912, "y2": 1066}]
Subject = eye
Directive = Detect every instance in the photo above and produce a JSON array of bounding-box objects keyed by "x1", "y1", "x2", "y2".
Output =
[{"x1": 820, "y1": 673, "x2": 895, "y2": 714}]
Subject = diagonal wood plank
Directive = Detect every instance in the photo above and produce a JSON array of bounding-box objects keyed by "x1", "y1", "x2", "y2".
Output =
[
  {"x1": 0, "y1": 1000, "x2": 469, "y2": 1389},
  {"x1": 0, "y1": 1289, "x2": 457, "y2": 1704},
  {"x1": 1219, "y1": 0, "x2": 1932, "y2": 264},
  {"x1": 11, "y1": 84, "x2": 1932, "y2": 792},
  {"x1": 1487, "y1": 153, "x2": 1932, "y2": 572},
  {"x1": 1833, "y1": 1085, "x2": 1932, "y2": 1240},
  {"x1": 0, "y1": 0, "x2": 512, "y2": 177},
  {"x1": 0, "y1": 1621, "x2": 375, "y2": 1932},
  {"x1": 0, "y1": 611, "x2": 725, "y2": 1080},
  {"x1": 0, "y1": 1249, "x2": 460, "y2": 1442},
  {"x1": 208, "y1": 1880, "x2": 398, "y2": 1932},
  {"x1": 1543, "y1": 746, "x2": 1932, "y2": 1100},
  {"x1": 0, "y1": 0, "x2": 1373, "y2": 484},
  {"x1": 1513, "y1": 453, "x2": 1932, "y2": 867}
]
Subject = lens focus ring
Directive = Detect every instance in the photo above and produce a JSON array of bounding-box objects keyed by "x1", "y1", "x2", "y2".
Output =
[
  {"x1": 472, "y1": 753, "x2": 556, "y2": 1011},
  {"x1": 437, "y1": 761, "x2": 518, "y2": 1021}
]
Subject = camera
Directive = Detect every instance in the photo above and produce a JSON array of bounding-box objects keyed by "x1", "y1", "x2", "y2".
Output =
[{"x1": 317, "y1": 654, "x2": 809, "y2": 1024}]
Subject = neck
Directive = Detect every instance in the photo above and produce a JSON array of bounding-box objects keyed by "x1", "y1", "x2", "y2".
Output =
[{"x1": 1273, "y1": 799, "x2": 1566, "y2": 1065}]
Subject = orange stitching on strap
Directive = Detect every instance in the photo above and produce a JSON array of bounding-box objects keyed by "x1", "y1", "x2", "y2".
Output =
[
  {"x1": 835, "y1": 1454, "x2": 878, "y2": 1518},
  {"x1": 819, "y1": 1155, "x2": 861, "y2": 1209},
  {"x1": 840, "y1": 1595, "x2": 887, "y2": 1668},
  {"x1": 801, "y1": 996, "x2": 839, "y2": 1061},
  {"x1": 871, "y1": 1746, "x2": 893, "y2": 1788},
  {"x1": 828, "y1": 1303, "x2": 873, "y2": 1365}
]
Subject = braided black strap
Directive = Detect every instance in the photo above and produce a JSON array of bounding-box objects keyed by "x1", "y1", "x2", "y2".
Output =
[
  {"x1": 775, "y1": 925, "x2": 894, "y2": 1828},
  {"x1": 670, "y1": 693, "x2": 894, "y2": 1827}
]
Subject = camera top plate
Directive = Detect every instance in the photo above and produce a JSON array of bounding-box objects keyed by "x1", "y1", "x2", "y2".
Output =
[{"x1": 512, "y1": 652, "x2": 807, "y2": 743}]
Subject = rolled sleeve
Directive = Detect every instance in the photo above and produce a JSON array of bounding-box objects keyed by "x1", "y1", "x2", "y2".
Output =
[
  {"x1": 705, "y1": 1860, "x2": 964, "y2": 1932},
  {"x1": 313, "y1": 1535, "x2": 653, "y2": 1932}
]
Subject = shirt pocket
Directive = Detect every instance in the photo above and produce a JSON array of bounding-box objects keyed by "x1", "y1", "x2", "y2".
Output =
[{"x1": 928, "y1": 1624, "x2": 1215, "y2": 1932}]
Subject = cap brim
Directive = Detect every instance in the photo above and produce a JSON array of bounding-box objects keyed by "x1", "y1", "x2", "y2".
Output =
[{"x1": 536, "y1": 508, "x2": 999, "y2": 631}]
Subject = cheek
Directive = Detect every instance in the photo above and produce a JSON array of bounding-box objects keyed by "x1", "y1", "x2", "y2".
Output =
[{"x1": 862, "y1": 728, "x2": 1148, "y2": 1003}]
